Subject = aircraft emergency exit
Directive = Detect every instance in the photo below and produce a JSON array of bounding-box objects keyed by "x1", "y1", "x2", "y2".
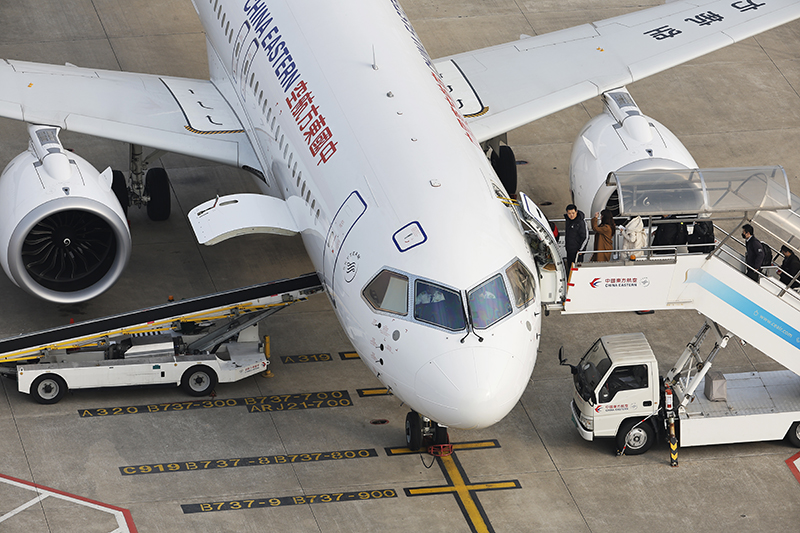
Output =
[{"x1": 0, "y1": 0, "x2": 798, "y2": 447}]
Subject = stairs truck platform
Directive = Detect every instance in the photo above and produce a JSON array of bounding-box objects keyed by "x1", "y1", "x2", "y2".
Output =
[
  {"x1": 0, "y1": 273, "x2": 322, "y2": 403},
  {"x1": 557, "y1": 167, "x2": 800, "y2": 458}
]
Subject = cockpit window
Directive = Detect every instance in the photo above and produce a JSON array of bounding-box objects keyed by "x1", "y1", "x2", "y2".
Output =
[
  {"x1": 414, "y1": 280, "x2": 466, "y2": 331},
  {"x1": 363, "y1": 270, "x2": 408, "y2": 315},
  {"x1": 468, "y1": 274, "x2": 512, "y2": 329},
  {"x1": 506, "y1": 260, "x2": 536, "y2": 307}
]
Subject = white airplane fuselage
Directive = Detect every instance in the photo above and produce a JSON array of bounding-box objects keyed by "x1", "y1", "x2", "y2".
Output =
[{"x1": 193, "y1": 0, "x2": 541, "y2": 429}]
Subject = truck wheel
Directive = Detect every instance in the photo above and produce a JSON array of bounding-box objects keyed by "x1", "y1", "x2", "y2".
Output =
[
  {"x1": 31, "y1": 374, "x2": 67, "y2": 404},
  {"x1": 788, "y1": 422, "x2": 800, "y2": 448},
  {"x1": 181, "y1": 365, "x2": 217, "y2": 396},
  {"x1": 616, "y1": 419, "x2": 654, "y2": 455}
]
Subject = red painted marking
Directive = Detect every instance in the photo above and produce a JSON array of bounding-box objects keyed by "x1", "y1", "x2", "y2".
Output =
[
  {"x1": 0, "y1": 473, "x2": 137, "y2": 532},
  {"x1": 786, "y1": 451, "x2": 800, "y2": 485},
  {"x1": 565, "y1": 298, "x2": 571, "y2": 302},
  {"x1": 567, "y1": 283, "x2": 575, "y2": 287},
  {"x1": 571, "y1": 267, "x2": 578, "y2": 271}
]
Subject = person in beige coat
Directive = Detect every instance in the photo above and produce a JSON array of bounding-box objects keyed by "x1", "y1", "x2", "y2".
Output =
[{"x1": 591, "y1": 210, "x2": 616, "y2": 262}]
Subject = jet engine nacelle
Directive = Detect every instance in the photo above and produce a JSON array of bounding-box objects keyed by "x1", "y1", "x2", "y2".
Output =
[
  {"x1": 569, "y1": 88, "x2": 698, "y2": 217},
  {"x1": 0, "y1": 124, "x2": 131, "y2": 303}
]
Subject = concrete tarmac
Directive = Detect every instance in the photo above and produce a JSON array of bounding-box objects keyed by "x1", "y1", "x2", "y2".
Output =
[{"x1": 1, "y1": 1, "x2": 799, "y2": 531}]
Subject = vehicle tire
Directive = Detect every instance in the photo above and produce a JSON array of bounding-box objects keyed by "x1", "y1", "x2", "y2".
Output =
[
  {"x1": 788, "y1": 421, "x2": 800, "y2": 448},
  {"x1": 30, "y1": 374, "x2": 67, "y2": 404},
  {"x1": 434, "y1": 424, "x2": 448, "y2": 445},
  {"x1": 111, "y1": 170, "x2": 128, "y2": 216},
  {"x1": 616, "y1": 419, "x2": 654, "y2": 455},
  {"x1": 180, "y1": 365, "x2": 218, "y2": 396},
  {"x1": 490, "y1": 145, "x2": 517, "y2": 196},
  {"x1": 405, "y1": 411, "x2": 422, "y2": 451},
  {"x1": 145, "y1": 167, "x2": 171, "y2": 221}
]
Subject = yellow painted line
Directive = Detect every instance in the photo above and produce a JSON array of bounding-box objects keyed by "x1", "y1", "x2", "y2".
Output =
[
  {"x1": 357, "y1": 388, "x2": 390, "y2": 396},
  {"x1": 407, "y1": 481, "x2": 518, "y2": 495},
  {"x1": 339, "y1": 352, "x2": 359, "y2": 360},
  {"x1": 385, "y1": 440, "x2": 499, "y2": 456},
  {"x1": 442, "y1": 455, "x2": 489, "y2": 533}
]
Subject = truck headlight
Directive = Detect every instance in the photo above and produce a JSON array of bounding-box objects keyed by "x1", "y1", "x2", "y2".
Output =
[{"x1": 580, "y1": 412, "x2": 593, "y2": 431}]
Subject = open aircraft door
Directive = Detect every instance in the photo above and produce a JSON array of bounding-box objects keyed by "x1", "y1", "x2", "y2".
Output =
[{"x1": 518, "y1": 192, "x2": 567, "y2": 310}]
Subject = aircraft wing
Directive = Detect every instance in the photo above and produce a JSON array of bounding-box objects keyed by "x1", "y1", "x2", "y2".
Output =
[
  {"x1": 0, "y1": 59, "x2": 258, "y2": 167},
  {"x1": 435, "y1": 0, "x2": 800, "y2": 143}
]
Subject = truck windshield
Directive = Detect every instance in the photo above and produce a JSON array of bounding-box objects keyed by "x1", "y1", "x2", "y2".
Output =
[{"x1": 575, "y1": 340, "x2": 612, "y2": 402}]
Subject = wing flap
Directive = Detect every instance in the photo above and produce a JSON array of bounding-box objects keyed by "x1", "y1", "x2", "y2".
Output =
[{"x1": 436, "y1": 0, "x2": 800, "y2": 142}]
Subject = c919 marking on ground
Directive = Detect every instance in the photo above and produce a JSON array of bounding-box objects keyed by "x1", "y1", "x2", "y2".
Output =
[
  {"x1": 181, "y1": 489, "x2": 397, "y2": 513},
  {"x1": 119, "y1": 448, "x2": 377, "y2": 475},
  {"x1": 79, "y1": 390, "x2": 352, "y2": 417}
]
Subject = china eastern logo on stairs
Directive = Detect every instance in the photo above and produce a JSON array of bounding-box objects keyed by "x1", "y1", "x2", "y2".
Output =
[{"x1": 590, "y1": 277, "x2": 649, "y2": 289}]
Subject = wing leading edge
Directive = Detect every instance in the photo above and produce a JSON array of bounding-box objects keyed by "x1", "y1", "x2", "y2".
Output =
[
  {"x1": 435, "y1": 0, "x2": 800, "y2": 143},
  {"x1": 0, "y1": 58, "x2": 259, "y2": 169}
]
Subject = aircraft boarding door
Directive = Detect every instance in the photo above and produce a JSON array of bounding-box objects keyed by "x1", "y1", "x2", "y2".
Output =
[
  {"x1": 518, "y1": 192, "x2": 567, "y2": 310},
  {"x1": 323, "y1": 191, "x2": 367, "y2": 306}
]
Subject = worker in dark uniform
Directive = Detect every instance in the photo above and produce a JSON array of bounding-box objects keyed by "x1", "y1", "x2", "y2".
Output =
[
  {"x1": 564, "y1": 204, "x2": 587, "y2": 274},
  {"x1": 742, "y1": 224, "x2": 764, "y2": 283}
]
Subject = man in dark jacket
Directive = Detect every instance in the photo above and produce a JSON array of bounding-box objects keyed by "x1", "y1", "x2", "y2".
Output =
[
  {"x1": 779, "y1": 245, "x2": 800, "y2": 288},
  {"x1": 564, "y1": 204, "x2": 587, "y2": 274},
  {"x1": 742, "y1": 224, "x2": 764, "y2": 283}
]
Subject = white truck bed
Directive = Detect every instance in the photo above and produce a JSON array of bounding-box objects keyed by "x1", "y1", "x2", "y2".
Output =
[{"x1": 680, "y1": 370, "x2": 800, "y2": 446}]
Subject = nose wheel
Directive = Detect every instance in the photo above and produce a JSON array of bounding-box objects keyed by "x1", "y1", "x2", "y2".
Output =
[{"x1": 405, "y1": 411, "x2": 450, "y2": 454}]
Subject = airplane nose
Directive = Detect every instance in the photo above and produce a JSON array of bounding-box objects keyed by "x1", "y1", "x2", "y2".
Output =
[{"x1": 413, "y1": 345, "x2": 529, "y2": 430}]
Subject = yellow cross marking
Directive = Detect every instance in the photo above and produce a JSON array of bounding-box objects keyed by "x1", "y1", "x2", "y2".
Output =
[
  {"x1": 385, "y1": 440, "x2": 499, "y2": 456},
  {"x1": 400, "y1": 442, "x2": 519, "y2": 533}
]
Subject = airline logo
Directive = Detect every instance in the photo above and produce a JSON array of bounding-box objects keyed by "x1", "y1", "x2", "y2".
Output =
[
  {"x1": 242, "y1": 2, "x2": 338, "y2": 164},
  {"x1": 589, "y1": 277, "x2": 649, "y2": 289}
]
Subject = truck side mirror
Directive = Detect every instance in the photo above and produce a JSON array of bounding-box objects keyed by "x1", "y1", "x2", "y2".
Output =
[{"x1": 558, "y1": 346, "x2": 578, "y2": 375}]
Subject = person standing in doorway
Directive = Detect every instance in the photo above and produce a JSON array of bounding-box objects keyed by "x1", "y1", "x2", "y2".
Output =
[
  {"x1": 564, "y1": 204, "x2": 587, "y2": 274},
  {"x1": 742, "y1": 224, "x2": 764, "y2": 283}
]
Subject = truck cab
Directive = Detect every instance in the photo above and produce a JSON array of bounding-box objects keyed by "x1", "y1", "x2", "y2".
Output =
[{"x1": 570, "y1": 333, "x2": 661, "y2": 453}]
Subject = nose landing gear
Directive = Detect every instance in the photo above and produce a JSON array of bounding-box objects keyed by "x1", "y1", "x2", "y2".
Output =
[{"x1": 405, "y1": 411, "x2": 452, "y2": 455}]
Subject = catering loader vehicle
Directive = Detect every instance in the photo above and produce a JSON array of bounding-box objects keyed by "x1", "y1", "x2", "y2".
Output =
[{"x1": 562, "y1": 322, "x2": 800, "y2": 458}]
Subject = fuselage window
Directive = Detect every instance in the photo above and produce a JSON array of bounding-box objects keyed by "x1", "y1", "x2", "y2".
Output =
[
  {"x1": 414, "y1": 280, "x2": 466, "y2": 331},
  {"x1": 283, "y1": 144, "x2": 289, "y2": 158},
  {"x1": 222, "y1": 13, "x2": 226, "y2": 27},
  {"x1": 468, "y1": 274, "x2": 512, "y2": 329},
  {"x1": 288, "y1": 153, "x2": 293, "y2": 167},
  {"x1": 267, "y1": 107, "x2": 272, "y2": 121},
  {"x1": 506, "y1": 260, "x2": 535, "y2": 307},
  {"x1": 292, "y1": 162, "x2": 297, "y2": 177},
  {"x1": 249, "y1": 72, "x2": 255, "y2": 88},
  {"x1": 301, "y1": 182, "x2": 306, "y2": 195},
  {"x1": 363, "y1": 270, "x2": 409, "y2": 315},
  {"x1": 270, "y1": 116, "x2": 276, "y2": 131},
  {"x1": 305, "y1": 191, "x2": 311, "y2": 203},
  {"x1": 296, "y1": 172, "x2": 302, "y2": 187},
  {"x1": 254, "y1": 81, "x2": 259, "y2": 95}
]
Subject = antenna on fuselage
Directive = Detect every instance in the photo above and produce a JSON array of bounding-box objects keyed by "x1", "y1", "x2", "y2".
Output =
[{"x1": 372, "y1": 45, "x2": 378, "y2": 70}]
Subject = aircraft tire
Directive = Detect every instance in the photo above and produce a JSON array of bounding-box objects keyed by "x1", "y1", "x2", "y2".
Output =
[
  {"x1": 616, "y1": 419, "x2": 654, "y2": 455},
  {"x1": 788, "y1": 421, "x2": 800, "y2": 447},
  {"x1": 31, "y1": 374, "x2": 67, "y2": 404},
  {"x1": 405, "y1": 411, "x2": 422, "y2": 451},
  {"x1": 490, "y1": 145, "x2": 517, "y2": 196},
  {"x1": 112, "y1": 170, "x2": 129, "y2": 216},
  {"x1": 181, "y1": 365, "x2": 218, "y2": 396},
  {"x1": 145, "y1": 167, "x2": 171, "y2": 221}
]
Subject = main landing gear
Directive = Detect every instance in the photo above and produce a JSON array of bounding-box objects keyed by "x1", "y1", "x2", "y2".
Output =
[
  {"x1": 113, "y1": 143, "x2": 171, "y2": 221},
  {"x1": 405, "y1": 411, "x2": 451, "y2": 455}
]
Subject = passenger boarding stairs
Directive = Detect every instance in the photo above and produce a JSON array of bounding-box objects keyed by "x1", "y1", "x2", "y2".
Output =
[{"x1": 562, "y1": 166, "x2": 800, "y2": 377}]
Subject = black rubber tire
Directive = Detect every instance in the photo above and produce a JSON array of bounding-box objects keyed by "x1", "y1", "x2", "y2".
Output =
[
  {"x1": 111, "y1": 170, "x2": 128, "y2": 216},
  {"x1": 788, "y1": 421, "x2": 800, "y2": 448},
  {"x1": 145, "y1": 167, "x2": 171, "y2": 221},
  {"x1": 405, "y1": 411, "x2": 422, "y2": 451},
  {"x1": 180, "y1": 365, "x2": 218, "y2": 396},
  {"x1": 490, "y1": 145, "x2": 517, "y2": 196},
  {"x1": 30, "y1": 374, "x2": 67, "y2": 404},
  {"x1": 616, "y1": 419, "x2": 654, "y2": 455},
  {"x1": 434, "y1": 424, "x2": 449, "y2": 445}
]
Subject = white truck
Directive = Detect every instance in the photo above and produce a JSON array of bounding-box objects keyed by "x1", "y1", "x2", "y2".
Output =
[
  {"x1": 563, "y1": 321, "x2": 800, "y2": 456},
  {"x1": 0, "y1": 274, "x2": 323, "y2": 404},
  {"x1": 16, "y1": 326, "x2": 267, "y2": 404}
]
